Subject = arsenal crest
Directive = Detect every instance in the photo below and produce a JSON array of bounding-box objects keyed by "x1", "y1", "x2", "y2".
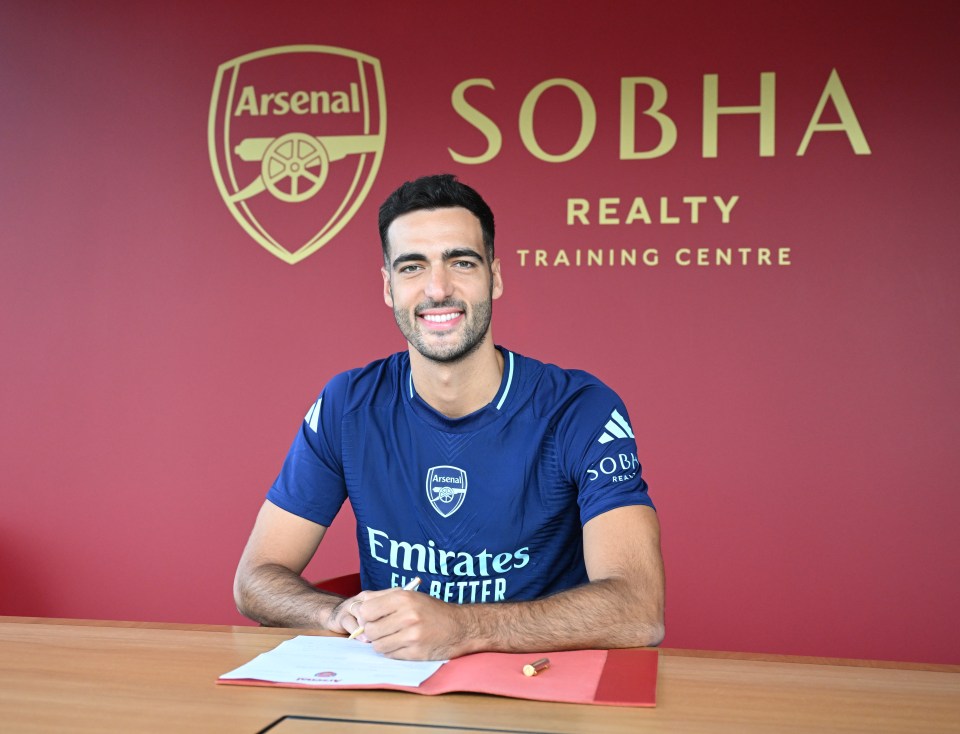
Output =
[
  {"x1": 208, "y1": 45, "x2": 386, "y2": 264},
  {"x1": 426, "y1": 466, "x2": 468, "y2": 518}
]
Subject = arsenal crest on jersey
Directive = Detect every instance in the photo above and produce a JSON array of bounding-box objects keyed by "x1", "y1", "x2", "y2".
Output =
[
  {"x1": 208, "y1": 45, "x2": 386, "y2": 264},
  {"x1": 426, "y1": 466, "x2": 468, "y2": 518}
]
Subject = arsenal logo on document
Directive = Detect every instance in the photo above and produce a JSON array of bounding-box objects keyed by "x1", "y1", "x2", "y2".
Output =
[
  {"x1": 426, "y1": 466, "x2": 468, "y2": 518},
  {"x1": 208, "y1": 45, "x2": 386, "y2": 264}
]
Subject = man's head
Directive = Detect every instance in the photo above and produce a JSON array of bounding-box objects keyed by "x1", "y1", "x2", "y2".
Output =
[
  {"x1": 378, "y1": 174, "x2": 495, "y2": 266},
  {"x1": 379, "y1": 175, "x2": 502, "y2": 364}
]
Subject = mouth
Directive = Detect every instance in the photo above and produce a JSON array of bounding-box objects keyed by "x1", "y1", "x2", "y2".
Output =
[{"x1": 417, "y1": 308, "x2": 465, "y2": 330}]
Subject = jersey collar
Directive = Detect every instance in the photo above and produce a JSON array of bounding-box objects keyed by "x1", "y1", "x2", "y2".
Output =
[{"x1": 403, "y1": 347, "x2": 516, "y2": 431}]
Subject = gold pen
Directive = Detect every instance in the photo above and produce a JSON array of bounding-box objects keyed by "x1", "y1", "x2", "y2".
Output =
[
  {"x1": 523, "y1": 657, "x2": 550, "y2": 676},
  {"x1": 348, "y1": 576, "x2": 421, "y2": 640}
]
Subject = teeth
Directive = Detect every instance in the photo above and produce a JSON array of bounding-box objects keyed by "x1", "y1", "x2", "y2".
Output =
[{"x1": 422, "y1": 312, "x2": 460, "y2": 323}]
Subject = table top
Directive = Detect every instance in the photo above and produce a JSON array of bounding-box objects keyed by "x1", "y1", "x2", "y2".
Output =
[{"x1": 1, "y1": 617, "x2": 958, "y2": 733}]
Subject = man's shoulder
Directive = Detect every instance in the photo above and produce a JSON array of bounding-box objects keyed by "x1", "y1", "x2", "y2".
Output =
[
  {"x1": 508, "y1": 350, "x2": 621, "y2": 416},
  {"x1": 512, "y1": 350, "x2": 612, "y2": 393},
  {"x1": 320, "y1": 351, "x2": 408, "y2": 408}
]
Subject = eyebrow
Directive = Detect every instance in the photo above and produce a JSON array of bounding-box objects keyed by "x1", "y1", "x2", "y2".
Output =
[{"x1": 391, "y1": 248, "x2": 485, "y2": 270}]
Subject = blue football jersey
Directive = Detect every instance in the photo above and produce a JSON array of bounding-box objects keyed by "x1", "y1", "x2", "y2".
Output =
[{"x1": 267, "y1": 348, "x2": 654, "y2": 604}]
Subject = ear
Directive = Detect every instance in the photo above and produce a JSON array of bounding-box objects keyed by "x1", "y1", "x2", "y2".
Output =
[
  {"x1": 491, "y1": 257, "x2": 504, "y2": 300},
  {"x1": 381, "y1": 266, "x2": 394, "y2": 308}
]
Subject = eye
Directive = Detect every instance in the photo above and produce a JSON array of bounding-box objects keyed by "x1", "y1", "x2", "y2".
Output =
[
  {"x1": 398, "y1": 263, "x2": 423, "y2": 274},
  {"x1": 452, "y1": 259, "x2": 477, "y2": 269}
]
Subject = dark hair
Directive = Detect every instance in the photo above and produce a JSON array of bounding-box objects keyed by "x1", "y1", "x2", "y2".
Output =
[{"x1": 378, "y1": 174, "x2": 495, "y2": 263}]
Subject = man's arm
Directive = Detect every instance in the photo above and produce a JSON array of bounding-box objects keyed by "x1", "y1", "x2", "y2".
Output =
[
  {"x1": 352, "y1": 505, "x2": 665, "y2": 659},
  {"x1": 234, "y1": 500, "x2": 358, "y2": 630}
]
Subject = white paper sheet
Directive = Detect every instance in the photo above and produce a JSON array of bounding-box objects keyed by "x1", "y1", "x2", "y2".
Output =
[{"x1": 219, "y1": 635, "x2": 446, "y2": 687}]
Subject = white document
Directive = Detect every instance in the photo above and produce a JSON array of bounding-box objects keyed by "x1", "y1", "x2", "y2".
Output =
[{"x1": 220, "y1": 635, "x2": 446, "y2": 687}]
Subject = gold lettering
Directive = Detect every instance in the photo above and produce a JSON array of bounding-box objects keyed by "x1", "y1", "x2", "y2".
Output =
[
  {"x1": 513, "y1": 247, "x2": 661, "y2": 267},
  {"x1": 290, "y1": 91, "x2": 309, "y2": 114},
  {"x1": 233, "y1": 85, "x2": 357, "y2": 117},
  {"x1": 234, "y1": 85, "x2": 259, "y2": 116},
  {"x1": 797, "y1": 69, "x2": 871, "y2": 155},
  {"x1": 714, "y1": 195, "x2": 739, "y2": 223},
  {"x1": 330, "y1": 90, "x2": 351, "y2": 114},
  {"x1": 563, "y1": 195, "x2": 740, "y2": 224},
  {"x1": 519, "y1": 79, "x2": 596, "y2": 162},
  {"x1": 261, "y1": 92, "x2": 280, "y2": 115},
  {"x1": 311, "y1": 90, "x2": 330, "y2": 113},
  {"x1": 682, "y1": 196, "x2": 707, "y2": 223},
  {"x1": 260, "y1": 94, "x2": 273, "y2": 115},
  {"x1": 625, "y1": 197, "x2": 651, "y2": 224},
  {"x1": 450, "y1": 79, "x2": 502, "y2": 164},
  {"x1": 703, "y1": 73, "x2": 776, "y2": 157},
  {"x1": 660, "y1": 197, "x2": 679, "y2": 224},
  {"x1": 680, "y1": 247, "x2": 792, "y2": 266},
  {"x1": 480, "y1": 246, "x2": 795, "y2": 267},
  {"x1": 567, "y1": 198, "x2": 589, "y2": 225},
  {"x1": 620, "y1": 77, "x2": 677, "y2": 159},
  {"x1": 599, "y1": 198, "x2": 620, "y2": 225}
]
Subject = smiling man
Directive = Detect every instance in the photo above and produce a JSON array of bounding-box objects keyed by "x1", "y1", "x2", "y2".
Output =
[
  {"x1": 386, "y1": 205, "x2": 500, "y2": 374},
  {"x1": 234, "y1": 174, "x2": 665, "y2": 660}
]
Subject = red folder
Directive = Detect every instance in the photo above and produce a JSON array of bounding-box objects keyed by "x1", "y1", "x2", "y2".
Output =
[{"x1": 218, "y1": 648, "x2": 658, "y2": 707}]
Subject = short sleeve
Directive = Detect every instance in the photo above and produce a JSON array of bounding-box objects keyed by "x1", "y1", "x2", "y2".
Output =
[
  {"x1": 266, "y1": 373, "x2": 350, "y2": 526},
  {"x1": 555, "y1": 384, "x2": 654, "y2": 525}
]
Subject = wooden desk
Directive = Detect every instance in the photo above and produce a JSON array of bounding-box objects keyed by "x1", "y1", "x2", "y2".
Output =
[{"x1": 1, "y1": 617, "x2": 958, "y2": 733}]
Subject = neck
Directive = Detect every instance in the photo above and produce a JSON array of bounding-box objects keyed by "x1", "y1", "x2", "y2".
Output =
[{"x1": 409, "y1": 338, "x2": 503, "y2": 418}]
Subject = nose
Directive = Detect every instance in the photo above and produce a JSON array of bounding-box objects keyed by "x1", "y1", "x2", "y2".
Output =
[{"x1": 423, "y1": 265, "x2": 453, "y2": 302}]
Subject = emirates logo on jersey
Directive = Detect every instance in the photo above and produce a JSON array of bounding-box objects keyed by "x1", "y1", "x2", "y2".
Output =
[{"x1": 425, "y1": 466, "x2": 468, "y2": 518}]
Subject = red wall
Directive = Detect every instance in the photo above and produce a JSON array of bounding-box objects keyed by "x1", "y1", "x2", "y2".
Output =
[{"x1": 1, "y1": 1, "x2": 958, "y2": 664}]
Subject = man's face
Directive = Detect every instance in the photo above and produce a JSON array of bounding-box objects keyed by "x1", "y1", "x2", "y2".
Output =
[{"x1": 382, "y1": 207, "x2": 502, "y2": 364}]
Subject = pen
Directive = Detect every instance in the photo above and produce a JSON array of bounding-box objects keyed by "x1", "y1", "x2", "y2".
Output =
[
  {"x1": 401, "y1": 576, "x2": 423, "y2": 592},
  {"x1": 348, "y1": 576, "x2": 421, "y2": 640},
  {"x1": 523, "y1": 657, "x2": 550, "y2": 676}
]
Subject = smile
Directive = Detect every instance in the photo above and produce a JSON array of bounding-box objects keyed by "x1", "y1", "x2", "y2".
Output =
[
  {"x1": 421, "y1": 312, "x2": 462, "y2": 323},
  {"x1": 423, "y1": 313, "x2": 460, "y2": 324}
]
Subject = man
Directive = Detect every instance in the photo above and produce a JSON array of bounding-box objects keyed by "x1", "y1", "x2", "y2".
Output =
[{"x1": 235, "y1": 174, "x2": 665, "y2": 661}]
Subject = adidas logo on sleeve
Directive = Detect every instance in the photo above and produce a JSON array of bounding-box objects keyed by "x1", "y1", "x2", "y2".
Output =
[
  {"x1": 304, "y1": 397, "x2": 322, "y2": 433},
  {"x1": 597, "y1": 409, "x2": 634, "y2": 444}
]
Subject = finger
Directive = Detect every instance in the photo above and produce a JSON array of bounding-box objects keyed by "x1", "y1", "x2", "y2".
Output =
[
  {"x1": 372, "y1": 631, "x2": 434, "y2": 660},
  {"x1": 363, "y1": 603, "x2": 421, "y2": 647},
  {"x1": 355, "y1": 587, "x2": 418, "y2": 624},
  {"x1": 329, "y1": 595, "x2": 366, "y2": 632},
  {"x1": 346, "y1": 598, "x2": 364, "y2": 621},
  {"x1": 368, "y1": 628, "x2": 409, "y2": 656}
]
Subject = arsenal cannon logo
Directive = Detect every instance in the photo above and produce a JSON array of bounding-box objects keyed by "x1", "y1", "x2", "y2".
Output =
[
  {"x1": 426, "y1": 466, "x2": 468, "y2": 518},
  {"x1": 209, "y1": 46, "x2": 386, "y2": 264}
]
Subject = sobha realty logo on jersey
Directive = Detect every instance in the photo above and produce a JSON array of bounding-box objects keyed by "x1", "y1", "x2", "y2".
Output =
[
  {"x1": 208, "y1": 45, "x2": 386, "y2": 264},
  {"x1": 426, "y1": 466, "x2": 467, "y2": 518}
]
